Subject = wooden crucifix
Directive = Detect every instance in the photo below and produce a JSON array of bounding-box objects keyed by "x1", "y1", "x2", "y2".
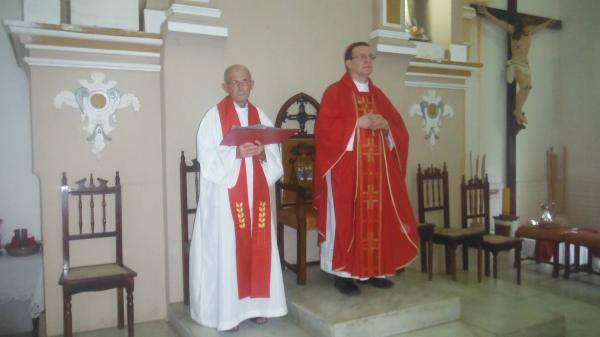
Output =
[{"x1": 474, "y1": 0, "x2": 561, "y2": 216}]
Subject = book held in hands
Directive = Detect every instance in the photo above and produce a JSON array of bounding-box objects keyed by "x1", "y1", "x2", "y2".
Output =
[{"x1": 220, "y1": 124, "x2": 298, "y2": 146}]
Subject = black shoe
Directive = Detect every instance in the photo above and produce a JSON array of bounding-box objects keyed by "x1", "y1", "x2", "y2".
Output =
[
  {"x1": 366, "y1": 277, "x2": 394, "y2": 289},
  {"x1": 334, "y1": 276, "x2": 360, "y2": 296}
]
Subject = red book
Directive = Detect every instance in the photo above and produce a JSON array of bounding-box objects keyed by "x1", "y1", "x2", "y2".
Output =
[{"x1": 220, "y1": 125, "x2": 298, "y2": 146}]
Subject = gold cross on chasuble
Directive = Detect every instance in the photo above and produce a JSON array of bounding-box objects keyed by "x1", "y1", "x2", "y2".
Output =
[
  {"x1": 354, "y1": 92, "x2": 384, "y2": 275},
  {"x1": 362, "y1": 184, "x2": 380, "y2": 209},
  {"x1": 362, "y1": 137, "x2": 380, "y2": 162}
]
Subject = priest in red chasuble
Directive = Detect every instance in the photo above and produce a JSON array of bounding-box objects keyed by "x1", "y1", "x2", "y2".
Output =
[
  {"x1": 314, "y1": 42, "x2": 419, "y2": 295},
  {"x1": 189, "y1": 65, "x2": 287, "y2": 331}
]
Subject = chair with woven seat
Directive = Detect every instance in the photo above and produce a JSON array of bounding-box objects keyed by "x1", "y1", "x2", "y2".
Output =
[
  {"x1": 416, "y1": 163, "x2": 483, "y2": 282},
  {"x1": 59, "y1": 172, "x2": 137, "y2": 337},
  {"x1": 461, "y1": 175, "x2": 522, "y2": 284},
  {"x1": 179, "y1": 151, "x2": 200, "y2": 305},
  {"x1": 274, "y1": 92, "x2": 319, "y2": 285}
]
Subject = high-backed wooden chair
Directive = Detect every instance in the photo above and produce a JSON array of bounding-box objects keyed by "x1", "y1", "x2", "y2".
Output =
[
  {"x1": 59, "y1": 172, "x2": 137, "y2": 337},
  {"x1": 462, "y1": 175, "x2": 523, "y2": 284},
  {"x1": 179, "y1": 151, "x2": 200, "y2": 305},
  {"x1": 275, "y1": 92, "x2": 319, "y2": 285},
  {"x1": 416, "y1": 163, "x2": 483, "y2": 282}
]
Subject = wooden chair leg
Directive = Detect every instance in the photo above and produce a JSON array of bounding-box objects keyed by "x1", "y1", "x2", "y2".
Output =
[
  {"x1": 297, "y1": 226, "x2": 307, "y2": 285},
  {"x1": 574, "y1": 244, "x2": 580, "y2": 272},
  {"x1": 63, "y1": 292, "x2": 72, "y2": 337},
  {"x1": 427, "y1": 238, "x2": 433, "y2": 281},
  {"x1": 587, "y1": 246, "x2": 594, "y2": 274},
  {"x1": 515, "y1": 244, "x2": 522, "y2": 285},
  {"x1": 445, "y1": 246, "x2": 451, "y2": 274},
  {"x1": 564, "y1": 242, "x2": 570, "y2": 279},
  {"x1": 127, "y1": 285, "x2": 134, "y2": 337},
  {"x1": 462, "y1": 244, "x2": 469, "y2": 271},
  {"x1": 552, "y1": 243, "x2": 560, "y2": 278},
  {"x1": 420, "y1": 237, "x2": 427, "y2": 273},
  {"x1": 484, "y1": 249, "x2": 491, "y2": 277},
  {"x1": 477, "y1": 244, "x2": 482, "y2": 283},
  {"x1": 492, "y1": 252, "x2": 498, "y2": 279},
  {"x1": 534, "y1": 241, "x2": 541, "y2": 264},
  {"x1": 118, "y1": 287, "x2": 125, "y2": 329},
  {"x1": 450, "y1": 245, "x2": 457, "y2": 282},
  {"x1": 183, "y1": 250, "x2": 190, "y2": 306}
]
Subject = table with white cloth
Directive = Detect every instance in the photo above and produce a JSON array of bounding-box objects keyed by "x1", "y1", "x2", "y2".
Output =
[{"x1": 0, "y1": 251, "x2": 44, "y2": 336}]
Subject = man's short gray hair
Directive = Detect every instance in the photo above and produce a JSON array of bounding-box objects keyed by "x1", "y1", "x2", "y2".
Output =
[{"x1": 223, "y1": 64, "x2": 252, "y2": 82}]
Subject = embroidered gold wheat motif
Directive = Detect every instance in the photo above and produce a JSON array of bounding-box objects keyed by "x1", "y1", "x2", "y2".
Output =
[
  {"x1": 258, "y1": 201, "x2": 267, "y2": 228},
  {"x1": 236, "y1": 202, "x2": 246, "y2": 228}
]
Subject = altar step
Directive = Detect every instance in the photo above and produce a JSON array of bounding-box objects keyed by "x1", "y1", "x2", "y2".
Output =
[
  {"x1": 168, "y1": 265, "x2": 565, "y2": 337},
  {"x1": 285, "y1": 269, "x2": 460, "y2": 337},
  {"x1": 168, "y1": 302, "x2": 313, "y2": 337}
]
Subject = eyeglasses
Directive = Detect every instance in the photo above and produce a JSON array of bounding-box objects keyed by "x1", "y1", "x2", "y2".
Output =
[
  {"x1": 351, "y1": 53, "x2": 376, "y2": 61},
  {"x1": 227, "y1": 79, "x2": 252, "y2": 88}
]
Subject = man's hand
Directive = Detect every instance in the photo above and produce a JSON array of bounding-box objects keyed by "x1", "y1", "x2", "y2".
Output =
[
  {"x1": 236, "y1": 141, "x2": 265, "y2": 159},
  {"x1": 357, "y1": 113, "x2": 389, "y2": 131}
]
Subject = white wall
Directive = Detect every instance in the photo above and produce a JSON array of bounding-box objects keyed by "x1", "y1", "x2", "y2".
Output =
[
  {"x1": 557, "y1": 0, "x2": 600, "y2": 228},
  {"x1": 470, "y1": 0, "x2": 562, "y2": 223},
  {"x1": 0, "y1": 0, "x2": 42, "y2": 248}
]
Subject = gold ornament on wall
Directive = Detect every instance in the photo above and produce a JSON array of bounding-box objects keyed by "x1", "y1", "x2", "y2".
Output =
[{"x1": 54, "y1": 72, "x2": 140, "y2": 158}]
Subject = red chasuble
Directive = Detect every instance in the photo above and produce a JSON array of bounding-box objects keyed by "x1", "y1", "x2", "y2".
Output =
[
  {"x1": 314, "y1": 73, "x2": 419, "y2": 277},
  {"x1": 218, "y1": 96, "x2": 271, "y2": 298}
]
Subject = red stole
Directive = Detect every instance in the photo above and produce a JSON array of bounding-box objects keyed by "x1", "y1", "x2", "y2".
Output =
[
  {"x1": 314, "y1": 73, "x2": 420, "y2": 277},
  {"x1": 218, "y1": 96, "x2": 271, "y2": 299}
]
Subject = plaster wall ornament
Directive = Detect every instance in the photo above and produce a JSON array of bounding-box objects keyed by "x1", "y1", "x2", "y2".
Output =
[
  {"x1": 408, "y1": 90, "x2": 454, "y2": 149},
  {"x1": 54, "y1": 72, "x2": 140, "y2": 157}
]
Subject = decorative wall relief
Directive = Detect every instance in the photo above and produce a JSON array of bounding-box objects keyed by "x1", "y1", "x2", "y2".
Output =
[
  {"x1": 409, "y1": 90, "x2": 454, "y2": 149},
  {"x1": 54, "y1": 72, "x2": 140, "y2": 158}
]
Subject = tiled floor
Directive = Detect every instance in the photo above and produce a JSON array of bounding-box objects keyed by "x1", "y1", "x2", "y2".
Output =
[{"x1": 36, "y1": 255, "x2": 600, "y2": 337}]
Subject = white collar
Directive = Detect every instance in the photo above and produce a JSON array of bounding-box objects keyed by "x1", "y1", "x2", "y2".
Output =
[
  {"x1": 234, "y1": 101, "x2": 248, "y2": 111},
  {"x1": 353, "y1": 79, "x2": 369, "y2": 92}
]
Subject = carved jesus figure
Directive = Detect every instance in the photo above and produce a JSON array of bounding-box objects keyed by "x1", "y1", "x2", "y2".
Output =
[{"x1": 478, "y1": 5, "x2": 555, "y2": 126}]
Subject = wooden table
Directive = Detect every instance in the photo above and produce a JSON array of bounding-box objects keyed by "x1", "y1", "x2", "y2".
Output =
[
  {"x1": 562, "y1": 229, "x2": 600, "y2": 279},
  {"x1": 515, "y1": 224, "x2": 571, "y2": 277}
]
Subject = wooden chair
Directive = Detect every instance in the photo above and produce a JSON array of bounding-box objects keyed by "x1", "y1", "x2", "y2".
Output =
[
  {"x1": 461, "y1": 175, "x2": 522, "y2": 284},
  {"x1": 275, "y1": 92, "x2": 319, "y2": 285},
  {"x1": 416, "y1": 163, "x2": 483, "y2": 282},
  {"x1": 59, "y1": 172, "x2": 137, "y2": 337},
  {"x1": 179, "y1": 151, "x2": 200, "y2": 305}
]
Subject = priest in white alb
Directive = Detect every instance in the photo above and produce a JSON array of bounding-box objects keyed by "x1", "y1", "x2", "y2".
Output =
[{"x1": 189, "y1": 64, "x2": 287, "y2": 331}]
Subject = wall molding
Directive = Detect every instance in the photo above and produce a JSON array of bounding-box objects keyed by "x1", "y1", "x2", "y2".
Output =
[
  {"x1": 4, "y1": 20, "x2": 163, "y2": 72},
  {"x1": 24, "y1": 57, "x2": 161, "y2": 72},
  {"x1": 375, "y1": 43, "x2": 417, "y2": 56},
  {"x1": 406, "y1": 71, "x2": 468, "y2": 80},
  {"x1": 369, "y1": 29, "x2": 410, "y2": 41},
  {"x1": 25, "y1": 44, "x2": 161, "y2": 58},
  {"x1": 4, "y1": 20, "x2": 163, "y2": 46},
  {"x1": 405, "y1": 81, "x2": 466, "y2": 91},
  {"x1": 167, "y1": 4, "x2": 222, "y2": 18},
  {"x1": 410, "y1": 59, "x2": 481, "y2": 72},
  {"x1": 166, "y1": 21, "x2": 228, "y2": 37}
]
